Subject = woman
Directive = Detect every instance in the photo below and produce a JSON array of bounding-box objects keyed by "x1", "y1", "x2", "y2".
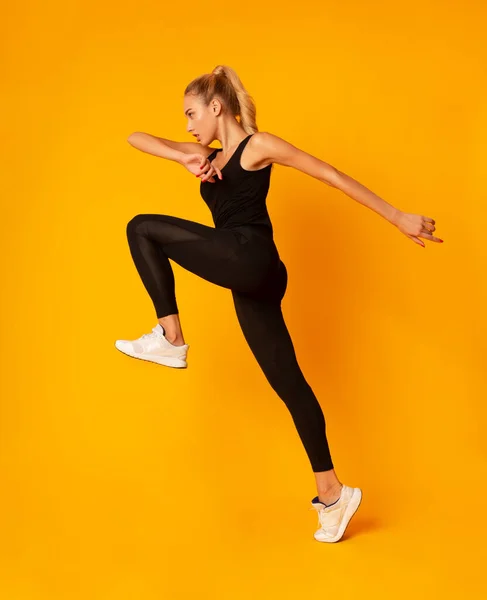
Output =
[{"x1": 115, "y1": 65, "x2": 443, "y2": 543}]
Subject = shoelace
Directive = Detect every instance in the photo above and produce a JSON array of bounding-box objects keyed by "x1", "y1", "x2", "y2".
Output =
[{"x1": 139, "y1": 327, "x2": 163, "y2": 341}]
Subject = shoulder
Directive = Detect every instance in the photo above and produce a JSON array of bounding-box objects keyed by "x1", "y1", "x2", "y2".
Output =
[
  {"x1": 240, "y1": 131, "x2": 280, "y2": 170},
  {"x1": 250, "y1": 131, "x2": 339, "y2": 185},
  {"x1": 249, "y1": 131, "x2": 299, "y2": 166}
]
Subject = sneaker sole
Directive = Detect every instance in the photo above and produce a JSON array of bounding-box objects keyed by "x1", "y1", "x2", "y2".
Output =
[
  {"x1": 313, "y1": 487, "x2": 362, "y2": 543},
  {"x1": 115, "y1": 343, "x2": 188, "y2": 368}
]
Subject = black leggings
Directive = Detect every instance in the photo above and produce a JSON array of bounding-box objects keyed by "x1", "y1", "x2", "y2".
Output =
[{"x1": 126, "y1": 213, "x2": 334, "y2": 472}]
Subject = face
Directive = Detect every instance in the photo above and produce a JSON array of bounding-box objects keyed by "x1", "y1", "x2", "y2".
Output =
[{"x1": 184, "y1": 94, "x2": 220, "y2": 145}]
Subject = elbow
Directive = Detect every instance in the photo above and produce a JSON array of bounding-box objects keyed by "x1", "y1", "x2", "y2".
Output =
[
  {"x1": 324, "y1": 166, "x2": 342, "y2": 188},
  {"x1": 127, "y1": 132, "x2": 144, "y2": 145}
]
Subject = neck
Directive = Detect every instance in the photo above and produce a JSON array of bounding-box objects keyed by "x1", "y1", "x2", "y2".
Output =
[{"x1": 216, "y1": 124, "x2": 248, "y2": 154}]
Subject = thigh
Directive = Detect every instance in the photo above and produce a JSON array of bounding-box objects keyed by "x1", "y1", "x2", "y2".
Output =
[
  {"x1": 231, "y1": 285, "x2": 298, "y2": 387},
  {"x1": 129, "y1": 213, "x2": 272, "y2": 293}
]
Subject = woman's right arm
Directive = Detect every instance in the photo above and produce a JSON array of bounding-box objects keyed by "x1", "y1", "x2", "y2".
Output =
[{"x1": 127, "y1": 132, "x2": 216, "y2": 162}]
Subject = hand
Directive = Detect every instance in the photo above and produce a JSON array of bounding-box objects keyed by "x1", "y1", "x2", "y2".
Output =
[
  {"x1": 394, "y1": 210, "x2": 443, "y2": 247},
  {"x1": 180, "y1": 153, "x2": 223, "y2": 183}
]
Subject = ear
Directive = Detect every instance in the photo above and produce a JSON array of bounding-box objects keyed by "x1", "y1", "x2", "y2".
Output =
[{"x1": 210, "y1": 97, "x2": 222, "y2": 116}]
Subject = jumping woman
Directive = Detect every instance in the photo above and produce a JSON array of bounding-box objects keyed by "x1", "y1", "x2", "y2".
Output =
[{"x1": 115, "y1": 64, "x2": 443, "y2": 542}]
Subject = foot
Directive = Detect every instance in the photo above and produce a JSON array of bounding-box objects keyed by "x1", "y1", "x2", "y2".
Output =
[
  {"x1": 309, "y1": 484, "x2": 362, "y2": 543},
  {"x1": 115, "y1": 324, "x2": 189, "y2": 368}
]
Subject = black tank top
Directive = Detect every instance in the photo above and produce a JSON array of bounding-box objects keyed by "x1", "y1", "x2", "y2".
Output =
[{"x1": 199, "y1": 133, "x2": 274, "y2": 235}]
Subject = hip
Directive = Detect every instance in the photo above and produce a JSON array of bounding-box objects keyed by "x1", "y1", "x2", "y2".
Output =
[
  {"x1": 227, "y1": 225, "x2": 287, "y2": 302},
  {"x1": 227, "y1": 223, "x2": 275, "y2": 247}
]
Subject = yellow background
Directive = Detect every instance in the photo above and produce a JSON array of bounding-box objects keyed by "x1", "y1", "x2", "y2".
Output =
[{"x1": 2, "y1": 0, "x2": 486, "y2": 598}]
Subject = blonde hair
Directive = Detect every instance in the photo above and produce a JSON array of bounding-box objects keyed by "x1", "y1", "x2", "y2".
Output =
[{"x1": 184, "y1": 65, "x2": 258, "y2": 134}]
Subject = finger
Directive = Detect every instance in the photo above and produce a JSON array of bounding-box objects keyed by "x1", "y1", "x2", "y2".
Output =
[
  {"x1": 421, "y1": 223, "x2": 435, "y2": 233},
  {"x1": 197, "y1": 162, "x2": 210, "y2": 179},
  {"x1": 422, "y1": 216, "x2": 435, "y2": 225},
  {"x1": 203, "y1": 166, "x2": 218, "y2": 183},
  {"x1": 207, "y1": 166, "x2": 216, "y2": 183},
  {"x1": 203, "y1": 163, "x2": 216, "y2": 182},
  {"x1": 214, "y1": 166, "x2": 223, "y2": 180},
  {"x1": 407, "y1": 234, "x2": 425, "y2": 247},
  {"x1": 202, "y1": 168, "x2": 215, "y2": 182},
  {"x1": 419, "y1": 232, "x2": 444, "y2": 243},
  {"x1": 201, "y1": 165, "x2": 211, "y2": 181},
  {"x1": 199, "y1": 156, "x2": 207, "y2": 170},
  {"x1": 199, "y1": 164, "x2": 211, "y2": 181}
]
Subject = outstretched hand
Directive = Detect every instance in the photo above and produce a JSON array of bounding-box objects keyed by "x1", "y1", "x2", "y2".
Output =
[
  {"x1": 394, "y1": 211, "x2": 443, "y2": 247},
  {"x1": 180, "y1": 153, "x2": 223, "y2": 183}
]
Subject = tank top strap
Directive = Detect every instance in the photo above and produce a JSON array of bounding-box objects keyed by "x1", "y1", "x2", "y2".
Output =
[
  {"x1": 225, "y1": 134, "x2": 253, "y2": 170},
  {"x1": 235, "y1": 134, "x2": 253, "y2": 158},
  {"x1": 240, "y1": 134, "x2": 253, "y2": 148}
]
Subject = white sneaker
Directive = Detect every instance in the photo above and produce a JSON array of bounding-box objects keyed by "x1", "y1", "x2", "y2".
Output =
[
  {"x1": 309, "y1": 484, "x2": 362, "y2": 542},
  {"x1": 115, "y1": 324, "x2": 189, "y2": 368}
]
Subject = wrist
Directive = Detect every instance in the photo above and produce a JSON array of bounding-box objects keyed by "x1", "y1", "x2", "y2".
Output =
[
  {"x1": 174, "y1": 150, "x2": 187, "y2": 165},
  {"x1": 390, "y1": 207, "x2": 401, "y2": 227}
]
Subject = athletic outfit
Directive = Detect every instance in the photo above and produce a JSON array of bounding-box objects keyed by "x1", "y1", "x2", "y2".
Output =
[{"x1": 123, "y1": 134, "x2": 334, "y2": 472}]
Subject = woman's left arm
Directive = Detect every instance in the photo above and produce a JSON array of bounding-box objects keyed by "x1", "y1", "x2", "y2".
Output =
[{"x1": 254, "y1": 132, "x2": 443, "y2": 247}]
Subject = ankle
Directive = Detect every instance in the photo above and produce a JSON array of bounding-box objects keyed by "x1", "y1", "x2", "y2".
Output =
[
  {"x1": 318, "y1": 482, "x2": 343, "y2": 504},
  {"x1": 165, "y1": 334, "x2": 185, "y2": 347}
]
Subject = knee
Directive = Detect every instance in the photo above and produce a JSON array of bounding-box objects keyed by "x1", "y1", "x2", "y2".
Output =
[
  {"x1": 126, "y1": 214, "x2": 151, "y2": 237},
  {"x1": 267, "y1": 363, "x2": 306, "y2": 397}
]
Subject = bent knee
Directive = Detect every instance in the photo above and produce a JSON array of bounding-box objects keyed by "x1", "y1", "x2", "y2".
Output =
[{"x1": 126, "y1": 213, "x2": 162, "y2": 237}]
